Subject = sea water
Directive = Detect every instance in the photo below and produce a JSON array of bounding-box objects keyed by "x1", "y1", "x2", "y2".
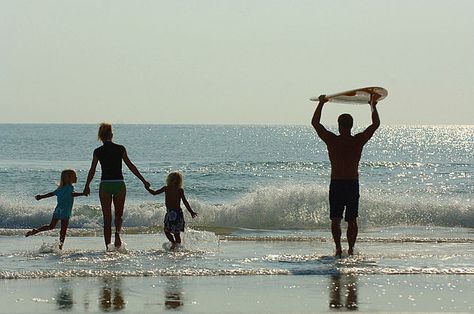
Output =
[{"x1": 0, "y1": 124, "x2": 473, "y2": 280}]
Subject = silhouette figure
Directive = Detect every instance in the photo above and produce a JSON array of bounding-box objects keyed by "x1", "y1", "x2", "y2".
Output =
[
  {"x1": 146, "y1": 172, "x2": 197, "y2": 250},
  {"x1": 25, "y1": 169, "x2": 86, "y2": 249},
  {"x1": 312, "y1": 94, "x2": 380, "y2": 257},
  {"x1": 84, "y1": 123, "x2": 150, "y2": 249}
]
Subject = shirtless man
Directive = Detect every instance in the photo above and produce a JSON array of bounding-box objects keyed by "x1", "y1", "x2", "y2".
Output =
[{"x1": 312, "y1": 94, "x2": 380, "y2": 257}]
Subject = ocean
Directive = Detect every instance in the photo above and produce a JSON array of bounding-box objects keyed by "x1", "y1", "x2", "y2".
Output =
[{"x1": 1, "y1": 124, "x2": 473, "y2": 312}]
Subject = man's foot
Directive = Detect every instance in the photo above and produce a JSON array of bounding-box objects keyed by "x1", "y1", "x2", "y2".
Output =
[
  {"x1": 25, "y1": 229, "x2": 36, "y2": 237},
  {"x1": 59, "y1": 241, "x2": 64, "y2": 250},
  {"x1": 348, "y1": 247, "x2": 354, "y2": 256},
  {"x1": 335, "y1": 248, "x2": 343, "y2": 258},
  {"x1": 170, "y1": 242, "x2": 177, "y2": 251},
  {"x1": 114, "y1": 232, "x2": 122, "y2": 248}
]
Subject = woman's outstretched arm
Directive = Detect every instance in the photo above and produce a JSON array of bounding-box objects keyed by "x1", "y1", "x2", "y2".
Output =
[
  {"x1": 122, "y1": 149, "x2": 150, "y2": 189},
  {"x1": 83, "y1": 154, "x2": 99, "y2": 196}
]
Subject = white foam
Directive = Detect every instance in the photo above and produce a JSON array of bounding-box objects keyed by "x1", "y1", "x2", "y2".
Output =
[
  {"x1": 38, "y1": 240, "x2": 61, "y2": 254},
  {"x1": 106, "y1": 242, "x2": 128, "y2": 254},
  {"x1": 1, "y1": 184, "x2": 473, "y2": 230}
]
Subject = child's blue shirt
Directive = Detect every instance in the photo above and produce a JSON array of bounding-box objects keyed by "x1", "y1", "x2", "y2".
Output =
[{"x1": 53, "y1": 184, "x2": 74, "y2": 220}]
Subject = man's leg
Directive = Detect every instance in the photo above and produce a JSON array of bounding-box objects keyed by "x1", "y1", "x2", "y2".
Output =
[
  {"x1": 329, "y1": 181, "x2": 344, "y2": 257},
  {"x1": 347, "y1": 218, "x2": 358, "y2": 255},
  {"x1": 331, "y1": 218, "x2": 342, "y2": 257}
]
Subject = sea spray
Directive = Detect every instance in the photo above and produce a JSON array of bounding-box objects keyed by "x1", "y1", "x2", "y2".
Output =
[{"x1": 1, "y1": 184, "x2": 473, "y2": 230}]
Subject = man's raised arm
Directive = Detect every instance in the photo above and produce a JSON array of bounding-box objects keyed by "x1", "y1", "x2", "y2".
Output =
[
  {"x1": 311, "y1": 95, "x2": 333, "y2": 142},
  {"x1": 358, "y1": 94, "x2": 381, "y2": 145}
]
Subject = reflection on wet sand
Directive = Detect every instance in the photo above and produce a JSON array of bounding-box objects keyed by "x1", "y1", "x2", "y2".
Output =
[
  {"x1": 164, "y1": 277, "x2": 184, "y2": 310},
  {"x1": 99, "y1": 277, "x2": 125, "y2": 312},
  {"x1": 329, "y1": 274, "x2": 358, "y2": 311},
  {"x1": 56, "y1": 279, "x2": 73, "y2": 310}
]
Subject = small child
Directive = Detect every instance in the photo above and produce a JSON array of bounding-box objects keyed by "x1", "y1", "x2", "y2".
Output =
[
  {"x1": 25, "y1": 169, "x2": 86, "y2": 249},
  {"x1": 146, "y1": 172, "x2": 197, "y2": 250}
]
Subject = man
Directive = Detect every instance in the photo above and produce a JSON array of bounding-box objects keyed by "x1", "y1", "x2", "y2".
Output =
[{"x1": 312, "y1": 94, "x2": 380, "y2": 257}]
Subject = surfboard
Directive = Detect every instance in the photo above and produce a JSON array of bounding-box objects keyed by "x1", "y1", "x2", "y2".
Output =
[{"x1": 310, "y1": 86, "x2": 388, "y2": 104}]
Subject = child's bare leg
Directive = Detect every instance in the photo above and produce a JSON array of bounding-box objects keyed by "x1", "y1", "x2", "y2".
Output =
[
  {"x1": 165, "y1": 231, "x2": 175, "y2": 243},
  {"x1": 164, "y1": 231, "x2": 178, "y2": 250},
  {"x1": 174, "y1": 232, "x2": 181, "y2": 245},
  {"x1": 169, "y1": 233, "x2": 181, "y2": 250},
  {"x1": 25, "y1": 218, "x2": 58, "y2": 237},
  {"x1": 59, "y1": 219, "x2": 69, "y2": 250}
]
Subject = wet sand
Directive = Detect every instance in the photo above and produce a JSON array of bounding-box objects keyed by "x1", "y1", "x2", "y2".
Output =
[{"x1": 2, "y1": 274, "x2": 473, "y2": 313}]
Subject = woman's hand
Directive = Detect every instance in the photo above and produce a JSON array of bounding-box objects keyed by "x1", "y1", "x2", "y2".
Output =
[{"x1": 83, "y1": 186, "x2": 90, "y2": 196}]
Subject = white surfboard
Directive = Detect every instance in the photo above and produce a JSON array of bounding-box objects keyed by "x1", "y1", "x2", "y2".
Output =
[{"x1": 311, "y1": 86, "x2": 388, "y2": 104}]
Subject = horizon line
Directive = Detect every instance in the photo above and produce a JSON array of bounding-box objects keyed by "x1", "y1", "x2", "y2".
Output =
[{"x1": 0, "y1": 122, "x2": 473, "y2": 127}]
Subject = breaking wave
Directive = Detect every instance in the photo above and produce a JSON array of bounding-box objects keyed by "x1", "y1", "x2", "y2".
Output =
[{"x1": 1, "y1": 185, "x2": 473, "y2": 230}]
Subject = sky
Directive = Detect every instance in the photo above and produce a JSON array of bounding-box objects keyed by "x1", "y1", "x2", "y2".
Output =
[{"x1": 1, "y1": 0, "x2": 473, "y2": 126}]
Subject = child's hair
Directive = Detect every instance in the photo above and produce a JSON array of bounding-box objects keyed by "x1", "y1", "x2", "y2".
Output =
[
  {"x1": 166, "y1": 172, "x2": 183, "y2": 188},
  {"x1": 59, "y1": 169, "x2": 76, "y2": 187},
  {"x1": 98, "y1": 123, "x2": 113, "y2": 141}
]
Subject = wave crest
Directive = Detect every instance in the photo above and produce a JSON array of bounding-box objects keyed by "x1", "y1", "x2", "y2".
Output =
[{"x1": 1, "y1": 185, "x2": 473, "y2": 229}]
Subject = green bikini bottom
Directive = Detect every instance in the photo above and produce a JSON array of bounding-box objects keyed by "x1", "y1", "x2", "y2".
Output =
[{"x1": 100, "y1": 181, "x2": 126, "y2": 196}]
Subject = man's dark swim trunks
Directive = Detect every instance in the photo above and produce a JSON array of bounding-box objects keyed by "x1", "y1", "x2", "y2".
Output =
[{"x1": 329, "y1": 180, "x2": 359, "y2": 221}]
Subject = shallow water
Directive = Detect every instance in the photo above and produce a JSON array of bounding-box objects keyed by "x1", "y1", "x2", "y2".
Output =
[
  {"x1": 2, "y1": 226, "x2": 474, "y2": 280},
  {"x1": 1, "y1": 124, "x2": 473, "y2": 312},
  {"x1": 2, "y1": 228, "x2": 474, "y2": 312},
  {"x1": 1, "y1": 124, "x2": 473, "y2": 230}
]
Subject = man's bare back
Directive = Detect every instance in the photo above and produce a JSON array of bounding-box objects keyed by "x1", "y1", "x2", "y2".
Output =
[{"x1": 324, "y1": 132, "x2": 373, "y2": 180}]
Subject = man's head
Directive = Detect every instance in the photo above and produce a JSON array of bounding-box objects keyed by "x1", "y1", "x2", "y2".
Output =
[{"x1": 338, "y1": 114, "x2": 353, "y2": 132}]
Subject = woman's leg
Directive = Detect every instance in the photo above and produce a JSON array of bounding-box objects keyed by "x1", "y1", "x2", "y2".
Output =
[
  {"x1": 112, "y1": 186, "x2": 126, "y2": 247},
  {"x1": 100, "y1": 187, "x2": 113, "y2": 248}
]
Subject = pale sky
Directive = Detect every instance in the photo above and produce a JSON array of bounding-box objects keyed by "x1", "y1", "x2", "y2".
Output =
[{"x1": 1, "y1": 0, "x2": 473, "y2": 125}]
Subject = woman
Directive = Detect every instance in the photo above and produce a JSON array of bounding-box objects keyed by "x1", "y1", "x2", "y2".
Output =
[{"x1": 84, "y1": 123, "x2": 149, "y2": 249}]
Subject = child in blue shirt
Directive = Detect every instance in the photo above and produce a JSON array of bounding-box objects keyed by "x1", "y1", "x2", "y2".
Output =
[{"x1": 25, "y1": 169, "x2": 86, "y2": 249}]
